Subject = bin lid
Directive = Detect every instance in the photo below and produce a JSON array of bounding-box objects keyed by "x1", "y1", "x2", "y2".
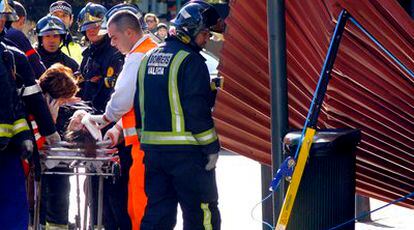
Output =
[{"x1": 283, "y1": 129, "x2": 356, "y2": 146}]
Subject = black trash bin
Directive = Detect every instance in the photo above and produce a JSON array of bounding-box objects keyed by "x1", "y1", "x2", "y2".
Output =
[{"x1": 285, "y1": 129, "x2": 361, "y2": 230}]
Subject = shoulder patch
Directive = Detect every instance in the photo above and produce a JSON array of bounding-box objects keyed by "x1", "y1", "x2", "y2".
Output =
[{"x1": 107, "y1": 67, "x2": 114, "y2": 77}]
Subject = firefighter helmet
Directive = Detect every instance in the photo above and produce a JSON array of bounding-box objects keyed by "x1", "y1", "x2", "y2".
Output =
[
  {"x1": 36, "y1": 15, "x2": 67, "y2": 37},
  {"x1": 0, "y1": 0, "x2": 18, "y2": 22},
  {"x1": 77, "y1": 2, "x2": 107, "y2": 32},
  {"x1": 171, "y1": 1, "x2": 224, "y2": 40}
]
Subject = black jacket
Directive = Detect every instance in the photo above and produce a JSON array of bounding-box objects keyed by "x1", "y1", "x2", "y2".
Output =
[
  {"x1": 37, "y1": 46, "x2": 79, "y2": 72},
  {"x1": 135, "y1": 36, "x2": 220, "y2": 154},
  {"x1": 5, "y1": 28, "x2": 46, "y2": 79},
  {"x1": 80, "y1": 35, "x2": 124, "y2": 113},
  {"x1": 0, "y1": 32, "x2": 56, "y2": 137},
  {"x1": 0, "y1": 42, "x2": 32, "y2": 148}
]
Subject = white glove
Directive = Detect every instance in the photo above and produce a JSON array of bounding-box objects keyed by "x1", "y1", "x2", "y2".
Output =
[
  {"x1": 45, "y1": 131, "x2": 61, "y2": 145},
  {"x1": 205, "y1": 153, "x2": 219, "y2": 171},
  {"x1": 103, "y1": 124, "x2": 122, "y2": 147},
  {"x1": 20, "y1": 140, "x2": 34, "y2": 160},
  {"x1": 87, "y1": 114, "x2": 111, "y2": 129}
]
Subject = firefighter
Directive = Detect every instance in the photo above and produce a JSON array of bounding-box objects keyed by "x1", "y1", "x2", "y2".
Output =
[
  {"x1": 0, "y1": 40, "x2": 33, "y2": 230},
  {"x1": 35, "y1": 15, "x2": 78, "y2": 72},
  {"x1": 49, "y1": 0, "x2": 83, "y2": 64},
  {"x1": 77, "y1": 3, "x2": 130, "y2": 229},
  {"x1": 0, "y1": 0, "x2": 60, "y2": 146},
  {"x1": 136, "y1": 2, "x2": 223, "y2": 229},
  {"x1": 78, "y1": 2, "x2": 123, "y2": 113},
  {"x1": 85, "y1": 7, "x2": 158, "y2": 229},
  {"x1": 4, "y1": 1, "x2": 46, "y2": 79}
]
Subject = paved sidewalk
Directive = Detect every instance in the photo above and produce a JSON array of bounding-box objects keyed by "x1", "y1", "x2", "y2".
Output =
[{"x1": 69, "y1": 151, "x2": 413, "y2": 229}]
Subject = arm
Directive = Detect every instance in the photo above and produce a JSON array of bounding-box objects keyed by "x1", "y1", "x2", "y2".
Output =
[
  {"x1": 13, "y1": 49, "x2": 56, "y2": 136},
  {"x1": 5, "y1": 29, "x2": 46, "y2": 79},
  {"x1": 181, "y1": 53, "x2": 220, "y2": 154}
]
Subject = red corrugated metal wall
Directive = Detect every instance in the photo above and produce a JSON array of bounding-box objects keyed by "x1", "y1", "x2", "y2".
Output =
[{"x1": 214, "y1": 0, "x2": 414, "y2": 208}]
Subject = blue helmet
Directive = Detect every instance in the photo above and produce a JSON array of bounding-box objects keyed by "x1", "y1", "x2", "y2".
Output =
[
  {"x1": 36, "y1": 15, "x2": 67, "y2": 37},
  {"x1": 0, "y1": 0, "x2": 18, "y2": 22},
  {"x1": 171, "y1": 1, "x2": 224, "y2": 40},
  {"x1": 99, "y1": 3, "x2": 146, "y2": 35},
  {"x1": 77, "y1": 2, "x2": 107, "y2": 32}
]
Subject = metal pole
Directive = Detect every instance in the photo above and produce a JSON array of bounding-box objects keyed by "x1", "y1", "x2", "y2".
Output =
[
  {"x1": 97, "y1": 176, "x2": 104, "y2": 230},
  {"x1": 261, "y1": 165, "x2": 274, "y2": 229},
  {"x1": 266, "y1": 0, "x2": 288, "y2": 227},
  {"x1": 176, "y1": 0, "x2": 182, "y2": 12}
]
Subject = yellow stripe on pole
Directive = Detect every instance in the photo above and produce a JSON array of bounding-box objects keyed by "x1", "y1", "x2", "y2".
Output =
[{"x1": 275, "y1": 127, "x2": 316, "y2": 230}]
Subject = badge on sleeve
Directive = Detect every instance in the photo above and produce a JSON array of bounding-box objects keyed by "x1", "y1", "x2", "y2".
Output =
[{"x1": 107, "y1": 67, "x2": 114, "y2": 77}]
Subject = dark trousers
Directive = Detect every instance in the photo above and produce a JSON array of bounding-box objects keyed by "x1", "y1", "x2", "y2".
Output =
[
  {"x1": 141, "y1": 150, "x2": 220, "y2": 230},
  {"x1": 39, "y1": 171, "x2": 70, "y2": 225},
  {"x1": 0, "y1": 148, "x2": 29, "y2": 230}
]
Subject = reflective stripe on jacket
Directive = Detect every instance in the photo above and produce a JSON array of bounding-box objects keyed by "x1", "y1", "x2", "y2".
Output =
[{"x1": 134, "y1": 37, "x2": 220, "y2": 154}]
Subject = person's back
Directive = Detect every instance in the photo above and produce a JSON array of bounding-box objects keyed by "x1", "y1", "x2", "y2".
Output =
[
  {"x1": 5, "y1": 28, "x2": 46, "y2": 78},
  {"x1": 136, "y1": 2, "x2": 224, "y2": 229},
  {"x1": 0, "y1": 39, "x2": 33, "y2": 230},
  {"x1": 137, "y1": 36, "x2": 218, "y2": 152}
]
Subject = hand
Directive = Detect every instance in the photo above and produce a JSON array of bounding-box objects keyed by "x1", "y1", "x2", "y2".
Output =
[
  {"x1": 45, "y1": 131, "x2": 61, "y2": 145},
  {"x1": 86, "y1": 114, "x2": 111, "y2": 129},
  {"x1": 47, "y1": 98, "x2": 60, "y2": 123},
  {"x1": 67, "y1": 110, "x2": 88, "y2": 131},
  {"x1": 205, "y1": 153, "x2": 219, "y2": 171},
  {"x1": 103, "y1": 124, "x2": 122, "y2": 147},
  {"x1": 20, "y1": 140, "x2": 34, "y2": 160}
]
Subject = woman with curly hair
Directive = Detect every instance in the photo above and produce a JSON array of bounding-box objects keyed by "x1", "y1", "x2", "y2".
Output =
[{"x1": 38, "y1": 63, "x2": 80, "y2": 122}]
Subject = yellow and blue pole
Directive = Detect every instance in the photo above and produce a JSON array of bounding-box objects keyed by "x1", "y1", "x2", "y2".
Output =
[{"x1": 274, "y1": 9, "x2": 350, "y2": 230}]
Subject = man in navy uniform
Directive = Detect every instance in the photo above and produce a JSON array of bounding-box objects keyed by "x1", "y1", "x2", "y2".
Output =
[
  {"x1": 78, "y1": 2, "x2": 124, "y2": 114},
  {"x1": 135, "y1": 2, "x2": 224, "y2": 229},
  {"x1": 35, "y1": 15, "x2": 79, "y2": 73}
]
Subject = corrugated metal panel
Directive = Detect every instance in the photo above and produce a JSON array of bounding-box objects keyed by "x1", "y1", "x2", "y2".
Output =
[{"x1": 215, "y1": 0, "x2": 414, "y2": 208}]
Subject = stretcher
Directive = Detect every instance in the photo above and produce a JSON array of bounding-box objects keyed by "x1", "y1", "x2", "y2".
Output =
[{"x1": 33, "y1": 140, "x2": 120, "y2": 230}]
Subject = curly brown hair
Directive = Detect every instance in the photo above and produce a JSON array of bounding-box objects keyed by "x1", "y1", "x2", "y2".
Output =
[{"x1": 39, "y1": 63, "x2": 79, "y2": 99}]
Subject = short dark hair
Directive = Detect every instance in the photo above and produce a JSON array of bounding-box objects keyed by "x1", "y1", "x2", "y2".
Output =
[{"x1": 108, "y1": 10, "x2": 143, "y2": 34}]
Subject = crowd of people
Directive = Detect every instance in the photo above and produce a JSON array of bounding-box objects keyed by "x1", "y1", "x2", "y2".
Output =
[{"x1": 0, "y1": 0, "x2": 224, "y2": 229}]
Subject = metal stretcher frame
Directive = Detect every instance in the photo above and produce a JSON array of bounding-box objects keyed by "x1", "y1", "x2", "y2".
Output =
[
  {"x1": 32, "y1": 142, "x2": 120, "y2": 230},
  {"x1": 275, "y1": 8, "x2": 414, "y2": 229}
]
